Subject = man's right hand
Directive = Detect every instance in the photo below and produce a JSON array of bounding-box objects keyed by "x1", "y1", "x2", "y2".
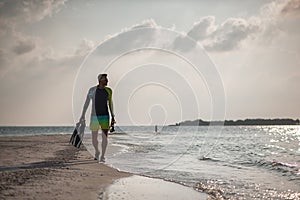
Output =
[{"x1": 111, "y1": 117, "x2": 116, "y2": 125}]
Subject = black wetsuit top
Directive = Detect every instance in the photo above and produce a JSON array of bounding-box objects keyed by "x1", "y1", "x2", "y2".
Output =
[{"x1": 95, "y1": 88, "x2": 109, "y2": 116}]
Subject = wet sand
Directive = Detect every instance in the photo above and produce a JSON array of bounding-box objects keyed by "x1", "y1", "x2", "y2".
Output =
[{"x1": 103, "y1": 175, "x2": 207, "y2": 200}]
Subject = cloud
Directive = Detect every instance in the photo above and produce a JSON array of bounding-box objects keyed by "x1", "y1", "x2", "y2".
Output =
[
  {"x1": 12, "y1": 38, "x2": 36, "y2": 55},
  {"x1": 0, "y1": 0, "x2": 67, "y2": 25},
  {"x1": 0, "y1": 18, "x2": 11, "y2": 37},
  {"x1": 182, "y1": 0, "x2": 300, "y2": 52},
  {"x1": 74, "y1": 38, "x2": 97, "y2": 57},
  {"x1": 281, "y1": 0, "x2": 300, "y2": 16},
  {"x1": 130, "y1": 19, "x2": 160, "y2": 30},
  {"x1": 104, "y1": 18, "x2": 159, "y2": 40},
  {"x1": 86, "y1": 16, "x2": 263, "y2": 54},
  {"x1": 259, "y1": 0, "x2": 300, "y2": 19},
  {"x1": 103, "y1": 18, "x2": 160, "y2": 43},
  {"x1": 0, "y1": 49, "x2": 8, "y2": 68},
  {"x1": 187, "y1": 16, "x2": 216, "y2": 41},
  {"x1": 182, "y1": 16, "x2": 262, "y2": 52},
  {"x1": 203, "y1": 17, "x2": 261, "y2": 51},
  {"x1": 257, "y1": 0, "x2": 300, "y2": 46},
  {"x1": 0, "y1": 0, "x2": 67, "y2": 56},
  {"x1": 0, "y1": 0, "x2": 67, "y2": 49},
  {"x1": 93, "y1": 19, "x2": 164, "y2": 55}
]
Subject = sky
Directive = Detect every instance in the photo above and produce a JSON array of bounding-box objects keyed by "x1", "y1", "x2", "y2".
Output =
[{"x1": 0, "y1": 0, "x2": 299, "y2": 126}]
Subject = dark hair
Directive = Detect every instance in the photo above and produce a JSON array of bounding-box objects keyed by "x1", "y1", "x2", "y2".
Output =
[{"x1": 98, "y1": 74, "x2": 107, "y2": 81}]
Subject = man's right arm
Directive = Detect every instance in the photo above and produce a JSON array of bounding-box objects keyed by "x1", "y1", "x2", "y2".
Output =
[{"x1": 80, "y1": 89, "x2": 91, "y2": 121}]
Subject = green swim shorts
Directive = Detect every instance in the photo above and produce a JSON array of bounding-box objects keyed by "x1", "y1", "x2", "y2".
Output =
[{"x1": 90, "y1": 115, "x2": 110, "y2": 131}]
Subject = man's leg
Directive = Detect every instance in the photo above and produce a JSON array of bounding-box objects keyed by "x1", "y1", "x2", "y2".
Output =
[
  {"x1": 92, "y1": 130, "x2": 100, "y2": 160},
  {"x1": 100, "y1": 129, "x2": 108, "y2": 162}
]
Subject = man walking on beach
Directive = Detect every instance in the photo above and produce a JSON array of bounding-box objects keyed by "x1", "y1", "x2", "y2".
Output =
[{"x1": 80, "y1": 74, "x2": 115, "y2": 162}]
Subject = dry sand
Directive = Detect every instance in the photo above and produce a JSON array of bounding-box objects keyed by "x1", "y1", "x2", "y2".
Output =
[
  {"x1": 0, "y1": 134, "x2": 207, "y2": 200},
  {"x1": 0, "y1": 135, "x2": 130, "y2": 200}
]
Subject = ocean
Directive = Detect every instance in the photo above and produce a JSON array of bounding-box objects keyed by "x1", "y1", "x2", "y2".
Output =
[{"x1": 1, "y1": 125, "x2": 299, "y2": 199}]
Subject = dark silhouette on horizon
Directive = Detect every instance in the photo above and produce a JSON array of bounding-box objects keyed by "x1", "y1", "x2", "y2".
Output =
[{"x1": 172, "y1": 118, "x2": 300, "y2": 126}]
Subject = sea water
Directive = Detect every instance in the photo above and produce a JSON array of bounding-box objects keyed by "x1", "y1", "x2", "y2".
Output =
[
  {"x1": 1, "y1": 125, "x2": 299, "y2": 199},
  {"x1": 0, "y1": 126, "x2": 74, "y2": 136},
  {"x1": 108, "y1": 125, "x2": 300, "y2": 199}
]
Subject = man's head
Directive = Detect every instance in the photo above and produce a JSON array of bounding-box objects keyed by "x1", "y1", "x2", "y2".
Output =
[{"x1": 98, "y1": 73, "x2": 108, "y2": 86}]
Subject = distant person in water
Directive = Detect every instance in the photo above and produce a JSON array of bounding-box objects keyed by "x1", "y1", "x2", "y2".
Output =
[{"x1": 80, "y1": 74, "x2": 115, "y2": 162}]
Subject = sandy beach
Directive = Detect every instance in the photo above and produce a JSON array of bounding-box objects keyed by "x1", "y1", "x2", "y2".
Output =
[
  {"x1": 0, "y1": 134, "x2": 207, "y2": 200},
  {"x1": 0, "y1": 135, "x2": 130, "y2": 200}
]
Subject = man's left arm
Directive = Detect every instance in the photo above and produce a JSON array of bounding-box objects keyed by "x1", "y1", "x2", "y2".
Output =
[{"x1": 106, "y1": 87, "x2": 115, "y2": 124}]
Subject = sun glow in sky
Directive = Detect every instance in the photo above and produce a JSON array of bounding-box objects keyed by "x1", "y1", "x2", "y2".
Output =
[{"x1": 0, "y1": 0, "x2": 299, "y2": 126}]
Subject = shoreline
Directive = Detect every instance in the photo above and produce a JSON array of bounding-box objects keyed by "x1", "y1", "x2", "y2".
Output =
[{"x1": 0, "y1": 134, "x2": 207, "y2": 200}]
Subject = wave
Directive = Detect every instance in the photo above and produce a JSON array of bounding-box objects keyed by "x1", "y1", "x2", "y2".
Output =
[
  {"x1": 240, "y1": 159, "x2": 300, "y2": 179},
  {"x1": 198, "y1": 155, "x2": 300, "y2": 180}
]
